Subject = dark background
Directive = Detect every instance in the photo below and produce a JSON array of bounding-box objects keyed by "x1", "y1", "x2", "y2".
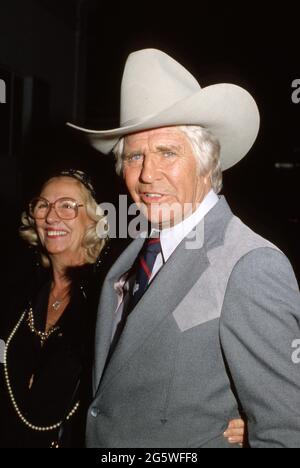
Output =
[{"x1": 0, "y1": 0, "x2": 299, "y2": 298}]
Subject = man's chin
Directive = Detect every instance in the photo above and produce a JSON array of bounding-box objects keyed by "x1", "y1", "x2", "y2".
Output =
[
  {"x1": 147, "y1": 214, "x2": 177, "y2": 230},
  {"x1": 137, "y1": 200, "x2": 190, "y2": 229}
]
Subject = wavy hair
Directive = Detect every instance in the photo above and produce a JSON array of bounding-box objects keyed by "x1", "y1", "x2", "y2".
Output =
[{"x1": 20, "y1": 176, "x2": 108, "y2": 268}]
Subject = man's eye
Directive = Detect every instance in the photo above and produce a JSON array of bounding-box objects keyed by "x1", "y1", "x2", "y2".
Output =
[
  {"x1": 163, "y1": 151, "x2": 176, "y2": 158},
  {"x1": 126, "y1": 153, "x2": 143, "y2": 162}
]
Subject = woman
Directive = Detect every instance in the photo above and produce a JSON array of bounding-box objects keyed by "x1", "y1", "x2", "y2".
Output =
[{"x1": 0, "y1": 169, "x2": 110, "y2": 448}]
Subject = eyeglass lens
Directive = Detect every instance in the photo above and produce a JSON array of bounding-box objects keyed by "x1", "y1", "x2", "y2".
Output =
[{"x1": 30, "y1": 198, "x2": 79, "y2": 220}]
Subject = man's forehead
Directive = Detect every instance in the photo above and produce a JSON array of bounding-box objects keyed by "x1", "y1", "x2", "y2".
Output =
[{"x1": 124, "y1": 127, "x2": 186, "y2": 148}]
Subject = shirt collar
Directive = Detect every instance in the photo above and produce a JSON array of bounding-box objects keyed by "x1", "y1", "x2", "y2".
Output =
[{"x1": 151, "y1": 190, "x2": 219, "y2": 262}]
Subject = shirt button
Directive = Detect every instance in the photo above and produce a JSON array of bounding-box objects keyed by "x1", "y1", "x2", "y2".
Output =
[{"x1": 91, "y1": 407, "x2": 100, "y2": 418}]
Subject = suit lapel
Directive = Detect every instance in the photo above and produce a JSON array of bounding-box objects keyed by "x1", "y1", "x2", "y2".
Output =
[{"x1": 93, "y1": 236, "x2": 145, "y2": 390}]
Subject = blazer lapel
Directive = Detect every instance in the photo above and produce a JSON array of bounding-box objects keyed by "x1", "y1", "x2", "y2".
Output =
[
  {"x1": 93, "y1": 236, "x2": 145, "y2": 391},
  {"x1": 99, "y1": 219, "x2": 210, "y2": 393}
]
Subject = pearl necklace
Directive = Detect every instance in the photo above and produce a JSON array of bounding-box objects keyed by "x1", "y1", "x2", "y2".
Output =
[
  {"x1": 27, "y1": 307, "x2": 59, "y2": 344},
  {"x1": 4, "y1": 311, "x2": 80, "y2": 432}
]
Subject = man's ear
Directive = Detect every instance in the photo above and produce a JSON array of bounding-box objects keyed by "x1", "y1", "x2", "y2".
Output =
[{"x1": 203, "y1": 170, "x2": 212, "y2": 186}]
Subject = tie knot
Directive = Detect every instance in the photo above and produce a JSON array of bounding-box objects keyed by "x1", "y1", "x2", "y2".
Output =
[{"x1": 144, "y1": 236, "x2": 161, "y2": 254}]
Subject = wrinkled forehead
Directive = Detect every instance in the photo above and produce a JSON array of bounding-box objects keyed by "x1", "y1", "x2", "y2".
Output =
[{"x1": 124, "y1": 127, "x2": 189, "y2": 153}]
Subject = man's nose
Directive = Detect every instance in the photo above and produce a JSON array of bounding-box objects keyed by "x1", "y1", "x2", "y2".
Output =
[{"x1": 139, "y1": 153, "x2": 161, "y2": 183}]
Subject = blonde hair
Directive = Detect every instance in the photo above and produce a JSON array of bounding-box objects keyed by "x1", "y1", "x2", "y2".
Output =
[
  {"x1": 20, "y1": 176, "x2": 108, "y2": 268},
  {"x1": 113, "y1": 125, "x2": 222, "y2": 193}
]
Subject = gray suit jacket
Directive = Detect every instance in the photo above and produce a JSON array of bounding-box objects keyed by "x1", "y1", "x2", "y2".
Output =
[{"x1": 86, "y1": 197, "x2": 300, "y2": 448}]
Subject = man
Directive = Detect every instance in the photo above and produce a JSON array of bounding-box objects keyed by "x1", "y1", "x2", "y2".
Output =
[{"x1": 69, "y1": 49, "x2": 300, "y2": 448}]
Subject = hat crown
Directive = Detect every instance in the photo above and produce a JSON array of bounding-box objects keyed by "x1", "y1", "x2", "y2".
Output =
[
  {"x1": 68, "y1": 48, "x2": 260, "y2": 170},
  {"x1": 120, "y1": 49, "x2": 201, "y2": 126}
]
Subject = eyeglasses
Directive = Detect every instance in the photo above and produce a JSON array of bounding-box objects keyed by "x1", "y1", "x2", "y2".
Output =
[{"x1": 29, "y1": 197, "x2": 84, "y2": 220}]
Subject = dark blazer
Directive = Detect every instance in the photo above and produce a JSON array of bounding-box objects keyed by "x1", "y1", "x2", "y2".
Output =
[{"x1": 0, "y1": 241, "x2": 120, "y2": 448}]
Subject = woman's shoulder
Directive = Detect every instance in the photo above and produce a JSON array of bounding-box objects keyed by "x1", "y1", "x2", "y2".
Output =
[
  {"x1": 68, "y1": 239, "x2": 129, "y2": 289},
  {"x1": 0, "y1": 261, "x2": 50, "y2": 338}
]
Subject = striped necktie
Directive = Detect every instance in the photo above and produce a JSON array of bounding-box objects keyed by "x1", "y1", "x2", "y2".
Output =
[
  {"x1": 105, "y1": 235, "x2": 162, "y2": 366},
  {"x1": 128, "y1": 235, "x2": 162, "y2": 312}
]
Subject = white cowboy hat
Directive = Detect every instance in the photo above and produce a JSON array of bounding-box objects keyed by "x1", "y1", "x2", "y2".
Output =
[{"x1": 67, "y1": 48, "x2": 260, "y2": 171}]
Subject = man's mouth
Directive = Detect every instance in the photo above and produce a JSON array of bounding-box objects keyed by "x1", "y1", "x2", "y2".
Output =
[{"x1": 140, "y1": 193, "x2": 166, "y2": 203}]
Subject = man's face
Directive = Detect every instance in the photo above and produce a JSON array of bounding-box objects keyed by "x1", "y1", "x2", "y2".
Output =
[{"x1": 123, "y1": 127, "x2": 212, "y2": 228}]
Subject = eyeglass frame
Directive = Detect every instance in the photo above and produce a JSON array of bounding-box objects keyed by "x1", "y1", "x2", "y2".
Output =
[{"x1": 29, "y1": 196, "x2": 84, "y2": 220}]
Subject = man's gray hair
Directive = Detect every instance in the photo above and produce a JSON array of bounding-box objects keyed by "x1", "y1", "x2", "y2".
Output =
[{"x1": 113, "y1": 125, "x2": 223, "y2": 194}]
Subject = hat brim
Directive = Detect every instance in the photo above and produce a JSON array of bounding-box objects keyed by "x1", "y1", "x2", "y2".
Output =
[{"x1": 67, "y1": 83, "x2": 260, "y2": 171}]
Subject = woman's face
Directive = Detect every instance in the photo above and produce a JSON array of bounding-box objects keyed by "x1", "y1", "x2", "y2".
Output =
[{"x1": 35, "y1": 177, "x2": 93, "y2": 266}]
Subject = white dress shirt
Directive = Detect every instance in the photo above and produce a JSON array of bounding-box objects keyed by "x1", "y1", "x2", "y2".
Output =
[
  {"x1": 111, "y1": 190, "x2": 219, "y2": 340},
  {"x1": 150, "y1": 189, "x2": 219, "y2": 281}
]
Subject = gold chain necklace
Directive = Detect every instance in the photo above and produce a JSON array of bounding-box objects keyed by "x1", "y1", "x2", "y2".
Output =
[
  {"x1": 50, "y1": 286, "x2": 69, "y2": 311},
  {"x1": 3, "y1": 311, "x2": 80, "y2": 433},
  {"x1": 27, "y1": 307, "x2": 59, "y2": 345},
  {"x1": 50, "y1": 289, "x2": 69, "y2": 311}
]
